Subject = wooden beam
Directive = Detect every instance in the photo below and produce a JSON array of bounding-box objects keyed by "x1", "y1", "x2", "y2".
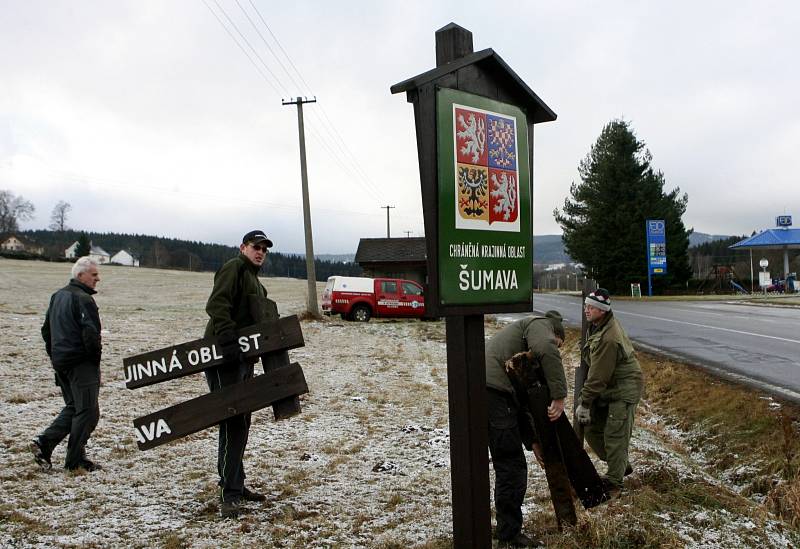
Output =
[
  {"x1": 123, "y1": 316, "x2": 304, "y2": 389},
  {"x1": 133, "y1": 363, "x2": 309, "y2": 451}
]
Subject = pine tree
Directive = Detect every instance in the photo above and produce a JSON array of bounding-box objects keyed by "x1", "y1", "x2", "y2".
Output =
[
  {"x1": 76, "y1": 232, "x2": 91, "y2": 257},
  {"x1": 554, "y1": 119, "x2": 692, "y2": 294}
]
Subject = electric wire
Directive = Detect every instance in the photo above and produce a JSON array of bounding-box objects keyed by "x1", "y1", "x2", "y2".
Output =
[
  {"x1": 203, "y1": 0, "x2": 388, "y2": 206},
  {"x1": 240, "y1": 1, "x2": 387, "y2": 200},
  {"x1": 210, "y1": 0, "x2": 290, "y2": 97},
  {"x1": 235, "y1": 0, "x2": 305, "y2": 94},
  {"x1": 200, "y1": 0, "x2": 282, "y2": 96}
]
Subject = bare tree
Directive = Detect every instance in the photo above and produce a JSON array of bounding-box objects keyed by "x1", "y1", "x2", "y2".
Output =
[
  {"x1": 0, "y1": 189, "x2": 35, "y2": 233},
  {"x1": 49, "y1": 200, "x2": 72, "y2": 232}
]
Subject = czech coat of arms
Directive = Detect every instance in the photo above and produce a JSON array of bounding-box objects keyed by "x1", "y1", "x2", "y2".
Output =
[{"x1": 454, "y1": 105, "x2": 520, "y2": 232}]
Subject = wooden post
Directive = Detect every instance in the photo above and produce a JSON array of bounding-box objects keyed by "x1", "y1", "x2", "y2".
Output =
[
  {"x1": 437, "y1": 25, "x2": 491, "y2": 548},
  {"x1": 391, "y1": 22, "x2": 556, "y2": 546},
  {"x1": 446, "y1": 314, "x2": 490, "y2": 547},
  {"x1": 283, "y1": 96, "x2": 320, "y2": 318}
]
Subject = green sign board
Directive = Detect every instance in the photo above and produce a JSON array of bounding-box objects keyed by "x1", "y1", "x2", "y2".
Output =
[{"x1": 436, "y1": 88, "x2": 532, "y2": 307}]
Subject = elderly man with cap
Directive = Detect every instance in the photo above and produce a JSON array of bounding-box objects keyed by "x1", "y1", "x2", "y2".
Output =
[
  {"x1": 205, "y1": 230, "x2": 273, "y2": 518},
  {"x1": 575, "y1": 289, "x2": 643, "y2": 497},
  {"x1": 485, "y1": 311, "x2": 567, "y2": 547}
]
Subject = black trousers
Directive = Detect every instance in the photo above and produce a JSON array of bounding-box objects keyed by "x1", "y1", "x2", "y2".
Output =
[
  {"x1": 205, "y1": 360, "x2": 254, "y2": 503},
  {"x1": 39, "y1": 361, "x2": 101, "y2": 469},
  {"x1": 487, "y1": 389, "x2": 527, "y2": 541}
]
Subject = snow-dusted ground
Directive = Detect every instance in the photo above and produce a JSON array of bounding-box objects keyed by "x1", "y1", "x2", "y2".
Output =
[{"x1": 1, "y1": 259, "x2": 797, "y2": 548}]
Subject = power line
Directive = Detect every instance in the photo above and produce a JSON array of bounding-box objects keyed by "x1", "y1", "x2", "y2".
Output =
[
  {"x1": 246, "y1": 0, "x2": 314, "y2": 95},
  {"x1": 200, "y1": 0, "x2": 281, "y2": 96},
  {"x1": 200, "y1": 2, "x2": 394, "y2": 206},
  {"x1": 210, "y1": 0, "x2": 290, "y2": 96},
  {"x1": 235, "y1": 0, "x2": 305, "y2": 94},
  {"x1": 236, "y1": 1, "x2": 387, "y2": 201}
]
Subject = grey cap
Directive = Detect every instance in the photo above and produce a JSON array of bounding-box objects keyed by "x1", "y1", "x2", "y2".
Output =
[{"x1": 545, "y1": 310, "x2": 565, "y2": 339}]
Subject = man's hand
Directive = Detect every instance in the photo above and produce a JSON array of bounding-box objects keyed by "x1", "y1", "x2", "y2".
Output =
[
  {"x1": 531, "y1": 443, "x2": 544, "y2": 467},
  {"x1": 547, "y1": 399, "x2": 565, "y2": 421},
  {"x1": 507, "y1": 350, "x2": 532, "y2": 370},
  {"x1": 217, "y1": 330, "x2": 242, "y2": 364},
  {"x1": 576, "y1": 403, "x2": 592, "y2": 425}
]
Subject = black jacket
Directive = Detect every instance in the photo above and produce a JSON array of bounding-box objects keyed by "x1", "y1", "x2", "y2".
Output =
[
  {"x1": 41, "y1": 279, "x2": 102, "y2": 370},
  {"x1": 204, "y1": 254, "x2": 268, "y2": 338}
]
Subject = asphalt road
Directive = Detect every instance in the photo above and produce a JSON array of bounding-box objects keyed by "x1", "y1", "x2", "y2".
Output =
[{"x1": 498, "y1": 294, "x2": 800, "y2": 403}]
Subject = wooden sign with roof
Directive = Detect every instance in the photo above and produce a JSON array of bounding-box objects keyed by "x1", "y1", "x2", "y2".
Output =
[{"x1": 391, "y1": 23, "x2": 556, "y2": 547}]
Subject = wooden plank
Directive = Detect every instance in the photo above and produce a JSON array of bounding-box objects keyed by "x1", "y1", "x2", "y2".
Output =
[
  {"x1": 123, "y1": 316, "x2": 304, "y2": 389},
  {"x1": 248, "y1": 297, "x2": 303, "y2": 419},
  {"x1": 133, "y1": 363, "x2": 309, "y2": 451},
  {"x1": 445, "y1": 315, "x2": 491, "y2": 548},
  {"x1": 508, "y1": 354, "x2": 607, "y2": 510}
]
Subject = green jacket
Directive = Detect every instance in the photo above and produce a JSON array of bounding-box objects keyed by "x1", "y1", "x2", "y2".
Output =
[
  {"x1": 204, "y1": 254, "x2": 268, "y2": 338},
  {"x1": 485, "y1": 316, "x2": 567, "y2": 400},
  {"x1": 580, "y1": 311, "x2": 643, "y2": 406}
]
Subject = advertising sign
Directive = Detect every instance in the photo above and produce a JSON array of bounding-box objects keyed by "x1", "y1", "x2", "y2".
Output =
[
  {"x1": 436, "y1": 88, "x2": 532, "y2": 307},
  {"x1": 646, "y1": 219, "x2": 667, "y2": 275}
]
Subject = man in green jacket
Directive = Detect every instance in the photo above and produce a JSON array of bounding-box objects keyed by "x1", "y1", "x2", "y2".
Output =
[
  {"x1": 205, "y1": 230, "x2": 273, "y2": 518},
  {"x1": 485, "y1": 311, "x2": 566, "y2": 547},
  {"x1": 575, "y1": 289, "x2": 643, "y2": 496}
]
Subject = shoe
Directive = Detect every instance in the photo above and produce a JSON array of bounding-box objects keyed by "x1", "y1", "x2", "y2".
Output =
[
  {"x1": 67, "y1": 459, "x2": 103, "y2": 472},
  {"x1": 220, "y1": 500, "x2": 242, "y2": 519},
  {"x1": 500, "y1": 532, "x2": 543, "y2": 548},
  {"x1": 601, "y1": 476, "x2": 623, "y2": 500},
  {"x1": 625, "y1": 463, "x2": 634, "y2": 476},
  {"x1": 242, "y1": 487, "x2": 266, "y2": 502},
  {"x1": 30, "y1": 437, "x2": 52, "y2": 471}
]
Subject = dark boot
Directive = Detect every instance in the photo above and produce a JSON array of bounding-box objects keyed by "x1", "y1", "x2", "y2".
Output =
[
  {"x1": 500, "y1": 532, "x2": 544, "y2": 547},
  {"x1": 30, "y1": 437, "x2": 52, "y2": 470},
  {"x1": 242, "y1": 487, "x2": 266, "y2": 502}
]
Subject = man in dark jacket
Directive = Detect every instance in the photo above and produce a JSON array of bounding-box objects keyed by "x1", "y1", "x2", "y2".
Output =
[
  {"x1": 205, "y1": 230, "x2": 273, "y2": 518},
  {"x1": 32, "y1": 256, "x2": 103, "y2": 472},
  {"x1": 485, "y1": 311, "x2": 566, "y2": 547}
]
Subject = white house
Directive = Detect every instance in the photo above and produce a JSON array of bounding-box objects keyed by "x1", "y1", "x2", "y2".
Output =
[
  {"x1": 65, "y1": 241, "x2": 79, "y2": 258},
  {"x1": 65, "y1": 241, "x2": 110, "y2": 263},
  {"x1": 1, "y1": 234, "x2": 44, "y2": 255},
  {"x1": 89, "y1": 245, "x2": 111, "y2": 264},
  {"x1": 110, "y1": 249, "x2": 139, "y2": 267}
]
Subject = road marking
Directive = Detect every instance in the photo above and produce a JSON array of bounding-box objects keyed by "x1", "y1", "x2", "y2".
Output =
[{"x1": 616, "y1": 310, "x2": 800, "y2": 344}]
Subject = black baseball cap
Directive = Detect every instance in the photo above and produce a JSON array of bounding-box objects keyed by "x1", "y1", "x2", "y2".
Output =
[{"x1": 242, "y1": 230, "x2": 273, "y2": 248}]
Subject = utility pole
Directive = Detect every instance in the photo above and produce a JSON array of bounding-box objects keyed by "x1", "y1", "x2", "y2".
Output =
[
  {"x1": 283, "y1": 96, "x2": 320, "y2": 317},
  {"x1": 381, "y1": 205, "x2": 395, "y2": 238}
]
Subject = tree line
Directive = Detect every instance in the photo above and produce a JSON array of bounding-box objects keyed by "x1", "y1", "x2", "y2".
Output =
[{"x1": 17, "y1": 229, "x2": 362, "y2": 280}]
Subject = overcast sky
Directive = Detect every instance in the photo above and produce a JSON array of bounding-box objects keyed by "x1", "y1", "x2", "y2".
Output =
[{"x1": 2, "y1": 1, "x2": 797, "y2": 253}]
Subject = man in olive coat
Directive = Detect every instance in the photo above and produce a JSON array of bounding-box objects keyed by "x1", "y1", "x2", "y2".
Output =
[
  {"x1": 205, "y1": 230, "x2": 273, "y2": 518},
  {"x1": 485, "y1": 311, "x2": 566, "y2": 547},
  {"x1": 575, "y1": 289, "x2": 643, "y2": 495}
]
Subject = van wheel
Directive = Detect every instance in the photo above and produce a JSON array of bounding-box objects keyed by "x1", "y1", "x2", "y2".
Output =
[{"x1": 351, "y1": 305, "x2": 371, "y2": 322}]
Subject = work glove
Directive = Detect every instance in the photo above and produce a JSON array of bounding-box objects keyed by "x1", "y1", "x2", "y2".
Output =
[
  {"x1": 576, "y1": 403, "x2": 592, "y2": 425},
  {"x1": 217, "y1": 330, "x2": 242, "y2": 364}
]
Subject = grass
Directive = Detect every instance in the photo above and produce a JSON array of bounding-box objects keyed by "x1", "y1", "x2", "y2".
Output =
[{"x1": 631, "y1": 349, "x2": 800, "y2": 530}]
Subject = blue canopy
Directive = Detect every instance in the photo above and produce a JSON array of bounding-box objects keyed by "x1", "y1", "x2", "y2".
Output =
[{"x1": 729, "y1": 228, "x2": 800, "y2": 249}]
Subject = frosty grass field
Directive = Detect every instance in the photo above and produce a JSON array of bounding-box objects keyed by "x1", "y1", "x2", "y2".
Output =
[{"x1": 1, "y1": 259, "x2": 798, "y2": 548}]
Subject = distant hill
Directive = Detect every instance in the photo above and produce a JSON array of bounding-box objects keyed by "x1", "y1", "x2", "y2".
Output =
[
  {"x1": 688, "y1": 232, "x2": 736, "y2": 247},
  {"x1": 531, "y1": 232, "x2": 735, "y2": 265},
  {"x1": 532, "y1": 235, "x2": 572, "y2": 264}
]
